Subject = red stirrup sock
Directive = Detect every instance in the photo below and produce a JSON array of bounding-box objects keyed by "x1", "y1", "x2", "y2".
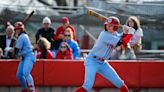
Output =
[
  {"x1": 29, "y1": 89, "x2": 37, "y2": 92},
  {"x1": 75, "y1": 87, "x2": 87, "y2": 92},
  {"x1": 119, "y1": 84, "x2": 129, "y2": 92},
  {"x1": 21, "y1": 88, "x2": 28, "y2": 92}
]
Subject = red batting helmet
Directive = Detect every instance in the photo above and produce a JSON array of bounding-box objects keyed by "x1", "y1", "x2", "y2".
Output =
[
  {"x1": 104, "y1": 16, "x2": 120, "y2": 31},
  {"x1": 14, "y1": 21, "x2": 25, "y2": 31}
]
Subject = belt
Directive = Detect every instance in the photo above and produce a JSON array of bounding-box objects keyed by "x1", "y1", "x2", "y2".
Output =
[{"x1": 93, "y1": 56, "x2": 105, "y2": 62}]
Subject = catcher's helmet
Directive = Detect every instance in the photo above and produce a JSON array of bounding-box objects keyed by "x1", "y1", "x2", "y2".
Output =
[
  {"x1": 104, "y1": 16, "x2": 120, "y2": 31},
  {"x1": 14, "y1": 21, "x2": 24, "y2": 31}
]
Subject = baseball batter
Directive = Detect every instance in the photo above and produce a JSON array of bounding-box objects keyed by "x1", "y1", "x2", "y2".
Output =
[
  {"x1": 14, "y1": 22, "x2": 37, "y2": 92},
  {"x1": 75, "y1": 16, "x2": 134, "y2": 92}
]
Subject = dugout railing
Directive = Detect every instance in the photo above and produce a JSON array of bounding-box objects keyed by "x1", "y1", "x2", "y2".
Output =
[{"x1": 80, "y1": 49, "x2": 164, "y2": 60}]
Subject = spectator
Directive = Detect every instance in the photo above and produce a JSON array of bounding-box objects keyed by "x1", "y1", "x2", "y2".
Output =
[
  {"x1": 111, "y1": 25, "x2": 136, "y2": 60},
  {"x1": 111, "y1": 16, "x2": 142, "y2": 60},
  {"x1": 63, "y1": 28, "x2": 80, "y2": 59},
  {"x1": 111, "y1": 16, "x2": 143, "y2": 60},
  {"x1": 53, "y1": 17, "x2": 77, "y2": 50},
  {"x1": 35, "y1": 17, "x2": 55, "y2": 50},
  {"x1": 126, "y1": 16, "x2": 143, "y2": 52},
  {"x1": 36, "y1": 37, "x2": 53, "y2": 59},
  {"x1": 54, "y1": 17, "x2": 76, "y2": 41},
  {"x1": 0, "y1": 25, "x2": 16, "y2": 59},
  {"x1": 56, "y1": 42, "x2": 73, "y2": 59}
]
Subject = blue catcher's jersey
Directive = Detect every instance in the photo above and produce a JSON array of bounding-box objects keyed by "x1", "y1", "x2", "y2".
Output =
[
  {"x1": 88, "y1": 30, "x2": 121, "y2": 60},
  {"x1": 15, "y1": 33, "x2": 33, "y2": 57}
]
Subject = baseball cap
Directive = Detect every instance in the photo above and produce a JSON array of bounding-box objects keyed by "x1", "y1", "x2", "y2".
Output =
[
  {"x1": 42, "y1": 17, "x2": 51, "y2": 24},
  {"x1": 61, "y1": 17, "x2": 69, "y2": 24}
]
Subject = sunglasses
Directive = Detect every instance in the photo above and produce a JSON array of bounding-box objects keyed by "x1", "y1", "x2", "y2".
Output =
[
  {"x1": 64, "y1": 34, "x2": 71, "y2": 37},
  {"x1": 61, "y1": 46, "x2": 67, "y2": 48},
  {"x1": 14, "y1": 28, "x2": 22, "y2": 31}
]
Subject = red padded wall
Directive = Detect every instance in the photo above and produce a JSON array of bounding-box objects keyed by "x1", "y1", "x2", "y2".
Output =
[{"x1": 0, "y1": 59, "x2": 164, "y2": 88}]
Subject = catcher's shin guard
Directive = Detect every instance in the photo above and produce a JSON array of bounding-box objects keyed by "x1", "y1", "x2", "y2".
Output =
[
  {"x1": 21, "y1": 88, "x2": 28, "y2": 92},
  {"x1": 75, "y1": 87, "x2": 87, "y2": 92},
  {"x1": 119, "y1": 84, "x2": 129, "y2": 92}
]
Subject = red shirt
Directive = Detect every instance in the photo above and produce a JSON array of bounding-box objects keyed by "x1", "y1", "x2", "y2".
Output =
[
  {"x1": 36, "y1": 50, "x2": 53, "y2": 59},
  {"x1": 54, "y1": 25, "x2": 76, "y2": 40},
  {"x1": 122, "y1": 34, "x2": 133, "y2": 47},
  {"x1": 55, "y1": 49, "x2": 73, "y2": 59}
]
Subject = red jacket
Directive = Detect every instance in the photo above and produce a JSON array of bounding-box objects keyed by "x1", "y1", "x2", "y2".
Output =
[
  {"x1": 36, "y1": 50, "x2": 53, "y2": 59},
  {"x1": 55, "y1": 49, "x2": 73, "y2": 59},
  {"x1": 54, "y1": 25, "x2": 76, "y2": 40}
]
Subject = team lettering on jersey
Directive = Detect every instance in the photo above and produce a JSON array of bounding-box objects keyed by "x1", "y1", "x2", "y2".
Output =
[{"x1": 107, "y1": 43, "x2": 114, "y2": 49}]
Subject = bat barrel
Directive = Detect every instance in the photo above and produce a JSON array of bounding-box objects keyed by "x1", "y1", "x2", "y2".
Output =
[
  {"x1": 87, "y1": 10, "x2": 107, "y2": 21},
  {"x1": 22, "y1": 10, "x2": 35, "y2": 24}
]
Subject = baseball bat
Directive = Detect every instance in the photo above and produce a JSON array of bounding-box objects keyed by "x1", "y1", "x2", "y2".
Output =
[
  {"x1": 0, "y1": 18, "x2": 11, "y2": 28},
  {"x1": 0, "y1": 10, "x2": 35, "y2": 28},
  {"x1": 22, "y1": 10, "x2": 35, "y2": 24},
  {"x1": 87, "y1": 9, "x2": 107, "y2": 21},
  {"x1": 87, "y1": 9, "x2": 122, "y2": 27}
]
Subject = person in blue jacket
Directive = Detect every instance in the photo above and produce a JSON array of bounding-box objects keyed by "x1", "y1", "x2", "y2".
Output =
[{"x1": 63, "y1": 28, "x2": 80, "y2": 59}]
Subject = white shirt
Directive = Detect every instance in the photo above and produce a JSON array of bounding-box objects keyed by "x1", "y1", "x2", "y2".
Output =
[
  {"x1": 130, "y1": 28, "x2": 143, "y2": 45},
  {"x1": 6, "y1": 36, "x2": 12, "y2": 47},
  {"x1": 4, "y1": 36, "x2": 12, "y2": 57}
]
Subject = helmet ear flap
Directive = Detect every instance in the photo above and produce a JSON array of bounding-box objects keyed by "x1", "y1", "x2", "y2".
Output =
[
  {"x1": 113, "y1": 26, "x2": 119, "y2": 31},
  {"x1": 104, "y1": 24, "x2": 119, "y2": 31},
  {"x1": 104, "y1": 24, "x2": 107, "y2": 31}
]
